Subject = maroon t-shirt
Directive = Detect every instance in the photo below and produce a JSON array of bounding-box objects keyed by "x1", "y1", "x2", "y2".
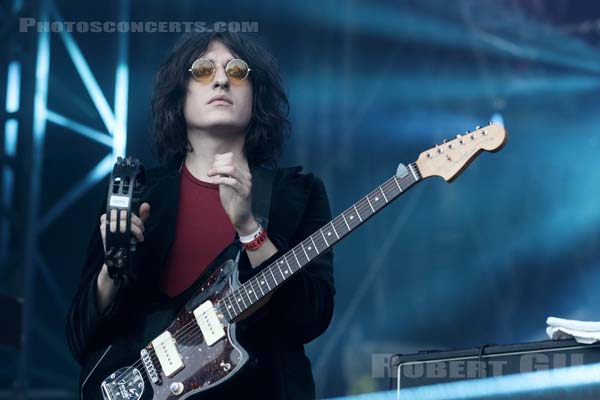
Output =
[{"x1": 160, "y1": 163, "x2": 235, "y2": 297}]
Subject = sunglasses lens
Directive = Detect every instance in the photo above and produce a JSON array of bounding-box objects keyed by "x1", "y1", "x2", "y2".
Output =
[
  {"x1": 226, "y1": 59, "x2": 249, "y2": 81},
  {"x1": 190, "y1": 59, "x2": 214, "y2": 82}
]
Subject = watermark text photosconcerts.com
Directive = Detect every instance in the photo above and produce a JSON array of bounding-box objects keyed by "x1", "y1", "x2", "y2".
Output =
[{"x1": 19, "y1": 19, "x2": 259, "y2": 33}]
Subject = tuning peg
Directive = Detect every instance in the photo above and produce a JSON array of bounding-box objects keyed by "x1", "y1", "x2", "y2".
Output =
[
  {"x1": 476, "y1": 125, "x2": 481, "y2": 129},
  {"x1": 443, "y1": 139, "x2": 448, "y2": 144},
  {"x1": 489, "y1": 121, "x2": 493, "y2": 125}
]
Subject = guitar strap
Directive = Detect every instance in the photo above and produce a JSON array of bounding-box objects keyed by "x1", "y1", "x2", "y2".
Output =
[
  {"x1": 231, "y1": 164, "x2": 275, "y2": 283},
  {"x1": 248, "y1": 164, "x2": 275, "y2": 232}
]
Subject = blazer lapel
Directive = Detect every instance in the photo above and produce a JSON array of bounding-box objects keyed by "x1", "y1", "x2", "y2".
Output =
[{"x1": 141, "y1": 164, "x2": 181, "y2": 281}]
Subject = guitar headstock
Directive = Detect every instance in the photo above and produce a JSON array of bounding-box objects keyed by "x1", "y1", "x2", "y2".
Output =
[{"x1": 416, "y1": 123, "x2": 507, "y2": 182}]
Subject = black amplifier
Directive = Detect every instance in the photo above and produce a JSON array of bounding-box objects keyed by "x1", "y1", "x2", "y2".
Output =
[{"x1": 392, "y1": 339, "x2": 600, "y2": 399}]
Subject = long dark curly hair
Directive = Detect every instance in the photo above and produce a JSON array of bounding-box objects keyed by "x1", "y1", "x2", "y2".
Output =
[{"x1": 150, "y1": 32, "x2": 290, "y2": 167}]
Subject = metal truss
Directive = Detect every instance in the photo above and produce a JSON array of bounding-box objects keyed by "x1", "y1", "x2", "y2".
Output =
[{"x1": 1, "y1": 0, "x2": 130, "y2": 397}]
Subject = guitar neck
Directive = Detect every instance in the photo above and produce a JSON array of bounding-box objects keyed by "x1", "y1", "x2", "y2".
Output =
[{"x1": 219, "y1": 163, "x2": 422, "y2": 321}]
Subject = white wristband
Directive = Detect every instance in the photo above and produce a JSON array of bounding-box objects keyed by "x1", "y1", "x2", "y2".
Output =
[{"x1": 239, "y1": 224, "x2": 263, "y2": 243}]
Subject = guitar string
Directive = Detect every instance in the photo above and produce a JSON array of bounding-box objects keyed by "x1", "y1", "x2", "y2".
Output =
[
  {"x1": 108, "y1": 171, "x2": 417, "y2": 386},
  {"x1": 145, "y1": 172, "x2": 415, "y2": 349},
  {"x1": 159, "y1": 171, "x2": 416, "y2": 348},
  {"x1": 107, "y1": 170, "x2": 418, "y2": 386}
]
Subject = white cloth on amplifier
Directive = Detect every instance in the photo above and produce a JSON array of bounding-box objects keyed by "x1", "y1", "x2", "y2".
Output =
[{"x1": 546, "y1": 316, "x2": 600, "y2": 344}]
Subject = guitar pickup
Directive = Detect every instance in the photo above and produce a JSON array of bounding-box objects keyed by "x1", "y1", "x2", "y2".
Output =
[
  {"x1": 151, "y1": 331, "x2": 184, "y2": 377},
  {"x1": 194, "y1": 300, "x2": 226, "y2": 346}
]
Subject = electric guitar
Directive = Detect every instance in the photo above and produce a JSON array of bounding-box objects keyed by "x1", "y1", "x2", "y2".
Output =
[{"x1": 80, "y1": 123, "x2": 507, "y2": 399}]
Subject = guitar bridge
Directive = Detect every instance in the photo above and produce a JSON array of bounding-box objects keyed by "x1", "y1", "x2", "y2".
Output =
[
  {"x1": 101, "y1": 366, "x2": 144, "y2": 400},
  {"x1": 141, "y1": 348, "x2": 160, "y2": 384}
]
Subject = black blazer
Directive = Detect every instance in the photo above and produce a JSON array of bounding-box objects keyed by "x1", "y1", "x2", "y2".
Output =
[{"x1": 66, "y1": 159, "x2": 335, "y2": 400}]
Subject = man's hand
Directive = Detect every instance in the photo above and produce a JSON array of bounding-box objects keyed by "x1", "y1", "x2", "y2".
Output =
[
  {"x1": 207, "y1": 152, "x2": 258, "y2": 235},
  {"x1": 99, "y1": 202, "x2": 151, "y2": 252}
]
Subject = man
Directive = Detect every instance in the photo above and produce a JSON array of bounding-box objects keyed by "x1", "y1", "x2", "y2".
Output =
[{"x1": 66, "y1": 32, "x2": 335, "y2": 399}]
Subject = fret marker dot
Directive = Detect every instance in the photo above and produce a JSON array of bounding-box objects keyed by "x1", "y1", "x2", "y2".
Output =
[
  {"x1": 350, "y1": 216, "x2": 354, "y2": 220},
  {"x1": 227, "y1": 305, "x2": 231, "y2": 309},
  {"x1": 327, "y1": 232, "x2": 331, "y2": 236},
  {"x1": 308, "y1": 246, "x2": 312, "y2": 250},
  {"x1": 238, "y1": 298, "x2": 241, "y2": 301},
  {"x1": 261, "y1": 280, "x2": 264, "y2": 284},
  {"x1": 280, "y1": 260, "x2": 284, "y2": 264},
  {"x1": 375, "y1": 197, "x2": 379, "y2": 201},
  {"x1": 285, "y1": 270, "x2": 289, "y2": 274},
  {"x1": 249, "y1": 290, "x2": 252, "y2": 293}
]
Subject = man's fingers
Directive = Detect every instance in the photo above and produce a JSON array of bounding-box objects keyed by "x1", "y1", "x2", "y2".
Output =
[
  {"x1": 109, "y1": 209, "x2": 117, "y2": 233},
  {"x1": 119, "y1": 210, "x2": 127, "y2": 233},
  {"x1": 130, "y1": 214, "x2": 145, "y2": 232},
  {"x1": 139, "y1": 202, "x2": 151, "y2": 222},
  {"x1": 105, "y1": 209, "x2": 146, "y2": 233},
  {"x1": 101, "y1": 220, "x2": 144, "y2": 241},
  {"x1": 131, "y1": 225, "x2": 144, "y2": 242},
  {"x1": 208, "y1": 165, "x2": 248, "y2": 184},
  {"x1": 210, "y1": 176, "x2": 250, "y2": 197}
]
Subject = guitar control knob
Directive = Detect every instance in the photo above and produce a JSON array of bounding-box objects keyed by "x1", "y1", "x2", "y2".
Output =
[
  {"x1": 170, "y1": 382, "x2": 184, "y2": 396},
  {"x1": 220, "y1": 361, "x2": 232, "y2": 371}
]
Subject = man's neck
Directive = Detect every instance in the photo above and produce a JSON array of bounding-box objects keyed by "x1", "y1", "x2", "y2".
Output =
[{"x1": 184, "y1": 127, "x2": 246, "y2": 183}]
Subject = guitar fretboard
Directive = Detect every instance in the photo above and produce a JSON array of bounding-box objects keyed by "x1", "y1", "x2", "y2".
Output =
[{"x1": 218, "y1": 163, "x2": 422, "y2": 321}]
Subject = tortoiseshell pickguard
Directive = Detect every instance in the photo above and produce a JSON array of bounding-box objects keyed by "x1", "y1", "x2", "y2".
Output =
[{"x1": 145, "y1": 259, "x2": 249, "y2": 399}]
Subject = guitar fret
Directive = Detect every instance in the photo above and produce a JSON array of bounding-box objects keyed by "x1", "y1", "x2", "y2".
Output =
[
  {"x1": 227, "y1": 296, "x2": 238, "y2": 315},
  {"x1": 393, "y1": 176, "x2": 403, "y2": 192},
  {"x1": 257, "y1": 275, "x2": 266, "y2": 295},
  {"x1": 290, "y1": 252, "x2": 300, "y2": 272},
  {"x1": 277, "y1": 259, "x2": 287, "y2": 279},
  {"x1": 300, "y1": 242, "x2": 310, "y2": 261},
  {"x1": 330, "y1": 222, "x2": 340, "y2": 239},
  {"x1": 366, "y1": 196, "x2": 375, "y2": 212},
  {"x1": 310, "y1": 236, "x2": 320, "y2": 254},
  {"x1": 353, "y1": 205, "x2": 363, "y2": 222},
  {"x1": 224, "y1": 296, "x2": 236, "y2": 315},
  {"x1": 379, "y1": 186, "x2": 388, "y2": 203},
  {"x1": 248, "y1": 284, "x2": 259, "y2": 302},
  {"x1": 223, "y1": 303, "x2": 233, "y2": 320},
  {"x1": 232, "y1": 296, "x2": 241, "y2": 315},
  {"x1": 320, "y1": 229, "x2": 329, "y2": 246},
  {"x1": 269, "y1": 266, "x2": 278, "y2": 287},
  {"x1": 263, "y1": 272, "x2": 272, "y2": 291},
  {"x1": 341, "y1": 213, "x2": 351, "y2": 231},
  {"x1": 237, "y1": 291, "x2": 248, "y2": 309}
]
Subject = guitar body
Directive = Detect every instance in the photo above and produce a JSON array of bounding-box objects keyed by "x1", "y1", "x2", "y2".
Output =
[{"x1": 80, "y1": 257, "x2": 250, "y2": 400}]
